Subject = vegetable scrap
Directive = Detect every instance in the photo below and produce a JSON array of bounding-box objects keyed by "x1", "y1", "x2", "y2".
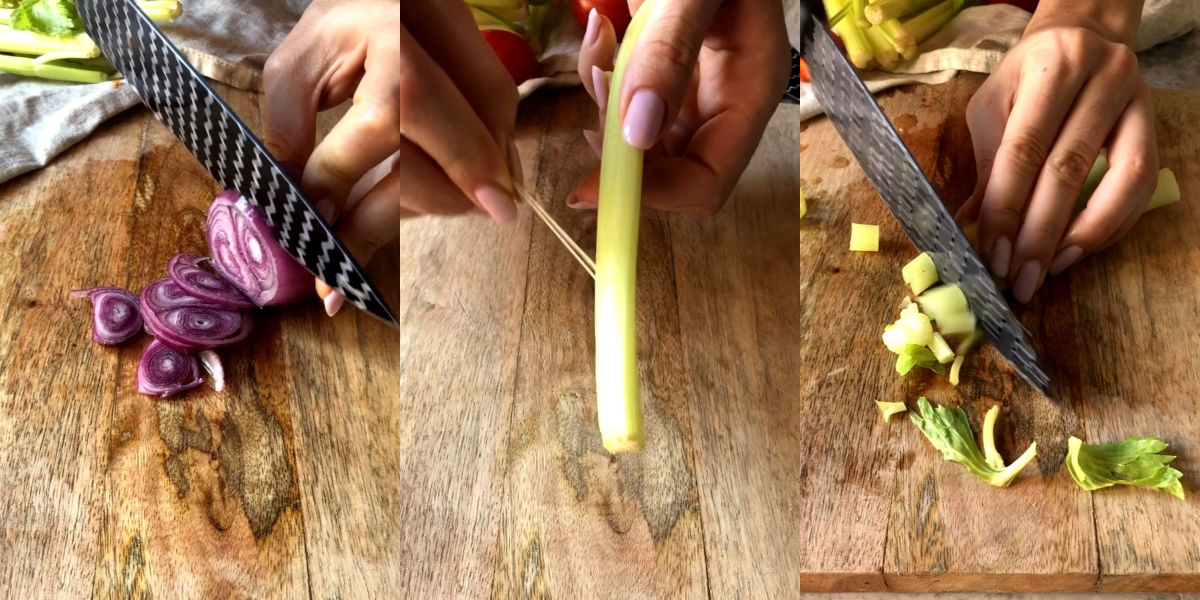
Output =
[
  {"x1": 876, "y1": 400, "x2": 908, "y2": 421},
  {"x1": 1066, "y1": 436, "x2": 1185, "y2": 499},
  {"x1": 909, "y1": 398, "x2": 1037, "y2": 488},
  {"x1": 850, "y1": 222, "x2": 879, "y2": 252}
]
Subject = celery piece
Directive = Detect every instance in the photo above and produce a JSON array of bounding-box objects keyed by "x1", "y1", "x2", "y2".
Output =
[
  {"x1": 900, "y1": 0, "x2": 959, "y2": 46},
  {"x1": 910, "y1": 397, "x2": 1037, "y2": 488},
  {"x1": 980, "y1": 406, "x2": 1004, "y2": 469},
  {"x1": 1066, "y1": 436, "x2": 1184, "y2": 499},
  {"x1": 948, "y1": 354, "x2": 964, "y2": 386},
  {"x1": 876, "y1": 400, "x2": 908, "y2": 422},
  {"x1": 896, "y1": 345, "x2": 946, "y2": 376},
  {"x1": 883, "y1": 311, "x2": 933, "y2": 352},
  {"x1": 1145, "y1": 168, "x2": 1181, "y2": 212},
  {"x1": 955, "y1": 327, "x2": 982, "y2": 355},
  {"x1": 863, "y1": 24, "x2": 900, "y2": 69},
  {"x1": 932, "y1": 310, "x2": 975, "y2": 338},
  {"x1": 0, "y1": 25, "x2": 98, "y2": 58},
  {"x1": 916, "y1": 284, "x2": 968, "y2": 324},
  {"x1": 901, "y1": 252, "x2": 939, "y2": 295},
  {"x1": 826, "y1": 0, "x2": 876, "y2": 69},
  {"x1": 0, "y1": 52, "x2": 107, "y2": 82},
  {"x1": 876, "y1": 18, "x2": 915, "y2": 59},
  {"x1": 594, "y1": 0, "x2": 654, "y2": 454},
  {"x1": 865, "y1": 0, "x2": 942, "y2": 25},
  {"x1": 849, "y1": 222, "x2": 880, "y2": 252},
  {"x1": 1072, "y1": 153, "x2": 1108, "y2": 214},
  {"x1": 136, "y1": 0, "x2": 182, "y2": 22},
  {"x1": 928, "y1": 332, "x2": 954, "y2": 364},
  {"x1": 798, "y1": 187, "x2": 807, "y2": 221}
]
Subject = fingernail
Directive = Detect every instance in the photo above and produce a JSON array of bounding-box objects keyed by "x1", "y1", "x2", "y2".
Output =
[
  {"x1": 475, "y1": 184, "x2": 518, "y2": 224},
  {"x1": 622, "y1": 89, "x2": 664, "y2": 150},
  {"x1": 567, "y1": 197, "x2": 593, "y2": 210},
  {"x1": 582, "y1": 129, "x2": 602, "y2": 156},
  {"x1": 989, "y1": 237, "x2": 1011, "y2": 278},
  {"x1": 507, "y1": 140, "x2": 524, "y2": 186},
  {"x1": 1048, "y1": 245, "x2": 1083, "y2": 276},
  {"x1": 315, "y1": 199, "x2": 337, "y2": 222},
  {"x1": 583, "y1": 8, "x2": 600, "y2": 46},
  {"x1": 1013, "y1": 260, "x2": 1043, "y2": 304},
  {"x1": 323, "y1": 290, "x2": 345, "y2": 317},
  {"x1": 591, "y1": 65, "x2": 609, "y2": 113}
]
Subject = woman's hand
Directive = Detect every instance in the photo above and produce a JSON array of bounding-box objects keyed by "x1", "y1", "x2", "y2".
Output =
[
  {"x1": 571, "y1": 0, "x2": 790, "y2": 216},
  {"x1": 958, "y1": 0, "x2": 1157, "y2": 303},
  {"x1": 262, "y1": 0, "x2": 521, "y2": 314}
]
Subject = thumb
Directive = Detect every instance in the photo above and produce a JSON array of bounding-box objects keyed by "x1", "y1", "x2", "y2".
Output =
[{"x1": 617, "y1": 0, "x2": 720, "y2": 150}]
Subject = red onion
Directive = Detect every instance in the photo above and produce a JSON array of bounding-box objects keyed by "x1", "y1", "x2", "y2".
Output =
[
  {"x1": 137, "y1": 339, "x2": 203, "y2": 397},
  {"x1": 71, "y1": 287, "x2": 142, "y2": 345},
  {"x1": 198, "y1": 350, "x2": 225, "y2": 392},
  {"x1": 141, "y1": 278, "x2": 210, "y2": 313},
  {"x1": 206, "y1": 190, "x2": 314, "y2": 307},
  {"x1": 167, "y1": 253, "x2": 253, "y2": 308},
  {"x1": 141, "y1": 297, "x2": 251, "y2": 352}
]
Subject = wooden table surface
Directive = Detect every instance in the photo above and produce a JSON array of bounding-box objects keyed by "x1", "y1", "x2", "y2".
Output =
[{"x1": 2, "y1": 73, "x2": 1199, "y2": 597}]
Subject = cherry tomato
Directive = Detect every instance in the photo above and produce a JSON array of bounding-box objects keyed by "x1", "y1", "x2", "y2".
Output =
[
  {"x1": 480, "y1": 28, "x2": 541, "y2": 85},
  {"x1": 572, "y1": 0, "x2": 632, "y2": 39}
]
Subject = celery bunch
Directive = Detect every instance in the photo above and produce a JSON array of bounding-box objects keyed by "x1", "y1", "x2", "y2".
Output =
[
  {"x1": 0, "y1": 0, "x2": 181, "y2": 83},
  {"x1": 824, "y1": 0, "x2": 963, "y2": 69}
]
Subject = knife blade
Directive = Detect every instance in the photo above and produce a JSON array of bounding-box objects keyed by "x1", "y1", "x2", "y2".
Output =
[
  {"x1": 75, "y1": 0, "x2": 397, "y2": 325},
  {"x1": 794, "y1": 3, "x2": 1055, "y2": 398}
]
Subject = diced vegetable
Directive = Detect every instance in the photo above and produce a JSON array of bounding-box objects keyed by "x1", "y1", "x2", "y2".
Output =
[
  {"x1": 909, "y1": 397, "x2": 1037, "y2": 488},
  {"x1": 593, "y1": 0, "x2": 655, "y2": 453},
  {"x1": 931, "y1": 310, "x2": 975, "y2": 338},
  {"x1": 798, "y1": 187, "x2": 808, "y2": 220},
  {"x1": 916, "y1": 284, "x2": 968, "y2": 324},
  {"x1": 849, "y1": 222, "x2": 880, "y2": 252},
  {"x1": 980, "y1": 406, "x2": 1004, "y2": 469},
  {"x1": 1146, "y1": 168, "x2": 1181, "y2": 212},
  {"x1": 1066, "y1": 436, "x2": 1184, "y2": 499},
  {"x1": 896, "y1": 344, "x2": 946, "y2": 376},
  {"x1": 71, "y1": 286, "x2": 142, "y2": 345},
  {"x1": 928, "y1": 332, "x2": 954, "y2": 364},
  {"x1": 955, "y1": 327, "x2": 982, "y2": 355},
  {"x1": 876, "y1": 400, "x2": 908, "y2": 421},
  {"x1": 901, "y1": 252, "x2": 938, "y2": 295},
  {"x1": 948, "y1": 354, "x2": 964, "y2": 386}
]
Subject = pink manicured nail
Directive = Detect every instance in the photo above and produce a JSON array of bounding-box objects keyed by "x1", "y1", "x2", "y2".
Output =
[
  {"x1": 1048, "y1": 245, "x2": 1083, "y2": 276},
  {"x1": 474, "y1": 184, "x2": 517, "y2": 224},
  {"x1": 583, "y1": 8, "x2": 600, "y2": 46},
  {"x1": 324, "y1": 290, "x2": 345, "y2": 317},
  {"x1": 1012, "y1": 260, "x2": 1043, "y2": 304},
  {"x1": 592, "y1": 65, "x2": 609, "y2": 113},
  {"x1": 989, "y1": 237, "x2": 1011, "y2": 278},
  {"x1": 622, "y1": 89, "x2": 664, "y2": 150},
  {"x1": 582, "y1": 129, "x2": 602, "y2": 156}
]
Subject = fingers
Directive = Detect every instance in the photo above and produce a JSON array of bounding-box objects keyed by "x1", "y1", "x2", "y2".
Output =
[
  {"x1": 958, "y1": 78, "x2": 1012, "y2": 225},
  {"x1": 1051, "y1": 91, "x2": 1158, "y2": 272},
  {"x1": 578, "y1": 9, "x2": 617, "y2": 104},
  {"x1": 1006, "y1": 60, "x2": 1137, "y2": 302},
  {"x1": 976, "y1": 43, "x2": 1094, "y2": 282},
  {"x1": 618, "y1": 0, "x2": 722, "y2": 149}
]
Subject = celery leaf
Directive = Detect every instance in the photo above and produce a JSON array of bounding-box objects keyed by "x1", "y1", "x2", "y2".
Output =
[
  {"x1": 11, "y1": 0, "x2": 84, "y2": 37},
  {"x1": 896, "y1": 344, "x2": 947, "y2": 376},
  {"x1": 1066, "y1": 436, "x2": 1185, "y2": 499}
]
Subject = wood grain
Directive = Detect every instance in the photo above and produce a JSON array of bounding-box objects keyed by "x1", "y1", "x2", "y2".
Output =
[{"x1": 3, "y1": 74, "x2": 1200, "y2": 597}]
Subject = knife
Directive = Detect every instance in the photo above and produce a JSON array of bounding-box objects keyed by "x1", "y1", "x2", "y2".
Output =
[
  {"x1": 793, "y1": 1, "x2": 1055, "y2": 398},
  {"x1": 75, "y1": 0, "x2": 397, "y2": 325}
]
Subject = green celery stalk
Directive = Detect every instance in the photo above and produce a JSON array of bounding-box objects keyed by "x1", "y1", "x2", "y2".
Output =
[
  {"x1": 0, "y1": 52, "x2": 109, "y2": 82},
  {"x1": 899, "y1": 0, "x2": 959, "y2": 48},
  {"x1": 594, "y1": 0, "x2": 654, "y2": 453},
  {"x1": 137, "y1": 0, "x2": 182, "y2": 21},
  {"x1": 865, "y1": 0, "x2": 941, "y2": 25},
  {"x1": 825, "y1": 0, "x2": 875, "y2": 68},
  {"x1": 876, "y1": 18, "x2": 916, "y2": 60},
  {"x1": 0, "y1": 25, "x2": 99, "y2": 58},
  {"x1": 863, "y1": 24, "x2": 899, "y2": 69}
]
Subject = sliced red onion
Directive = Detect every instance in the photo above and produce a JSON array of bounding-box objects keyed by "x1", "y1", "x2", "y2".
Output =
[
  {"x1": 198, "y1": 350, "x2": 225, "y2": 392},
  {"x1": 141, "y1": 297, "x2": 251, "y2": 352},
  {"x1": 167, "y1": 253, "x2": 253, "y2": 308},
  {"x1": 137, "y1": 339, "x2": 203, "y2": 397},
  {"x1": 140, "y1": 278, "x2": 210, "y2": 313},
  {"x1": 206, "y1": 190, "x2": 313, "y2": 307},
  {"x1": 71, "y1": 286, "x2": 142, "y2": 345}
]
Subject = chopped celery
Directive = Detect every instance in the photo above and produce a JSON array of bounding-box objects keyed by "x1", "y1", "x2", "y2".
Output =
[
  {"x1": 1145, "y1": 168, "x2": 1180, "y2": 212},
  {"x1": 883, "y1": 311, "x2": 934, "y2": 352},
  {"x1": 949, "y1": 354, "x2": 964, "y2": 386},
  {"x1": 980, "y1": 406, "x2": 1004, "y2": 469},
  {"x1": 896, "y1": 345, "x2": 946, "y2": 375},
  {"x1": 901, "y1": 252, "x2": 939, "y2": 295},
  {"x1": 798, "y1": 187, "x2": 807, "y2": 220},
  {"x1": 910, "y1": 397, "x2": 1037, "y2": 488},
  {"x1": 1066, "y1": 436, "x2": 1185, "y2": 499},
  {"x1": 593, "y1": 0, "x2": 654, "y2": 453},
  {"x1": 849, "y1": 222, "x2": 880, "y2": 252},
  {"x1": 876, "y1": 400, "x2": 908, "y2": 421},
  {"x1": 932, "y1": 310, "x2": 975, "y2": 338},
  {"x1": 955, "y1": 327, "x2": 982, "y2": 355},
  {"x1": 916, "y1": 284, "x2": 968, "y2": 324},
  {"x1": 928, "y1": 332, "x2": 954, "y2": 364}
]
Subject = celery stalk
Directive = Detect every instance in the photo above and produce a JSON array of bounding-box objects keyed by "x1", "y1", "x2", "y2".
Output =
[
  {"x1": 876, "y1": 18, "x2": 916, "y2": 59},
  {"x1": 825, "y1": 0, "x2": 876, "y2": 69},
  {"x1": 0, "y1": 26, "x2": 99, "y2": 58},
  {"x1": 981, "y1": 406, "x2": 1004, "y2": 469},
  {"x1": 1145, "y1": 168, "x2": 1181, "y2": 212},
  {"x1": 594, "y1": 0, "x2": 654, "y2": 454},
  {"x1": 863, "y1": 24, "x2": 900, "y2": 69},
  {"x1": 899, "y1": 0, "x2": 958, "y2": 47},
  {"x1": 0, "y1": 52, "x2": 108, "y2": 83},
  {"x1": 865, "y1": 0, "x2": 941, "y2": 25}
]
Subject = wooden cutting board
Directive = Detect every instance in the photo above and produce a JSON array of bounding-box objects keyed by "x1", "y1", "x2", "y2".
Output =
[{"x1": 1, "y1": 73, "x2": 1197, "y2": 596}]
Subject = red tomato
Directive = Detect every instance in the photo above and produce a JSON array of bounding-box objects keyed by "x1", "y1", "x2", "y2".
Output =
[
  {"x1": 480, "y1": 28, "x2": 541, "y2": 85},
  {"x1": 986, "y1": 0, "x2": 1038, "y2": 13},
  {"x1": 572, "y1": 0, "x2": 632, "y2": 39}
]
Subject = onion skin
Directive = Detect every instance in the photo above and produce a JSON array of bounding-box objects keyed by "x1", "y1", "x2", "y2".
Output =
[
  {"x1": 207, "y1": 190, "x2": 314, "y2": 307},
  {"x1": 198, "y1": 350, "x2": 225, "y2": 392},
  {"x1": 167, "y1": 253, "x2": 253, "y2": 308},
  {"x1": 137, "y1": 339, "x2": 203, "y2": 397},
  {"x1": 71, "y1": 287, "x2": 142, "y2": 345}
]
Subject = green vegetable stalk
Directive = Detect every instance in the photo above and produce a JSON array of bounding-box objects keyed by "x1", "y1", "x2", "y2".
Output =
[
  {"x1": 594, "y1": 0, "x2": 654, "y2": 453},
  {"x1": 910, "y1": 397, "x2": 1037, "y2": 488},
  {"x1": 1066, "y1": 436, "x2": 1185, "y2": 499}
]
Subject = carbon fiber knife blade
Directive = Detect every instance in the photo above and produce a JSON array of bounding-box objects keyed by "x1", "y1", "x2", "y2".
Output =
[
  {"x1": 795, "y1": 4, "x2": 1055, "y2": 398},
  {"x1": 76, "y1": 0, "x2": 397, "y2": 325}
]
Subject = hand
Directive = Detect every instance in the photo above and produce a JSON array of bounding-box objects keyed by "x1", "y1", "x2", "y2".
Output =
[
  {"x1": 262, "y1": 0, "x2": 521, "y2": 314},
  {"x1": 957, "y1": 1, "x2": 1158, "y2": 303},
  {"x1": 570, "y1": 0, "x2": 790, "y2": 216}
]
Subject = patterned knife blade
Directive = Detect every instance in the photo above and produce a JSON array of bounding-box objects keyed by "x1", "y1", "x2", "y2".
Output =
[
  {"x1": 75, "y1": 0, "x2": 397, "y2": 325},
  {"x1": 794, "y1": 6, "x2": 1055, "y2": 398}
]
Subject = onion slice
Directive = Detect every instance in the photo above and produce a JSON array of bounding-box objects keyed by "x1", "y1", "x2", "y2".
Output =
[
  {"x1": 198, "y1": 350, "x2": 226, "y2": 392},
  {"x1": 137, "y1": 339, "x2": 203, "y2": 397},
  {"x1": 141, "y1": 278, "x2": 211, "y2": 313},
  {"x1": 141, "y1": 297, "x2": 252, "y2": 352},
  {"x1": 207, "y1": 190, "x2": 314, "y2": 307},
  {"x1": 167, "y1": 253, "x2": 253, "y2": 308},
  {"x1": 71, "y1": 286, "x2": 142, "y2": 345}
]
